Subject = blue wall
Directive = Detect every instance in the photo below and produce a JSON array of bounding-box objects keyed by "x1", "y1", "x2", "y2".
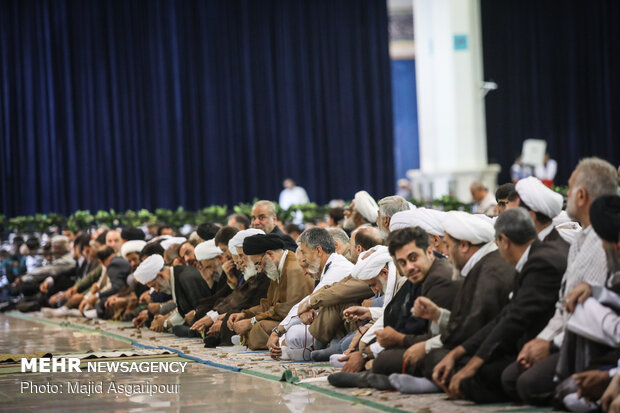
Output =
[{"x1": 391, "y1": 59, "x2": 420, "y2": 183}]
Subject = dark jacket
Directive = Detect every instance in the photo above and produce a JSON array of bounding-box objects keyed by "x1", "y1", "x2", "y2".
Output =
[
  {"x1": 441, "y1": 250, "x2": 515, "y2": 349},
  {"x1": 461, "y1": 241, "x2": 566, "y2": 361},
  {"x1": 97, "y1": 257, "x2": 132, "y2": 302},
  {"x1": 172, "y1": 265, "x2": 213, "y2": 317}
]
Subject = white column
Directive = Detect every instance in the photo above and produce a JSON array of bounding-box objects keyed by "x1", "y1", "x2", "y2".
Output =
[{"x1": 409, "y1": 0, "x2": 499, "y2": 202}]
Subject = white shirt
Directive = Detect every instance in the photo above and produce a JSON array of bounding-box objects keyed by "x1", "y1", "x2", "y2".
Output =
[
  {"x1": 279, "y1": 186, "x2": 310, "y2": 210},
  {"x1": 280, "y1": 253, "x2": 353, "y2": 331},
  {"x1": 534, "y1": 159, "x2": 558, "y2": 181},
  {"x1": 537, "y1": 224, "x2": 555, "y2": 242},
  {"x1": 537, "y1": 226, "x2": 608, "y2": 342}
]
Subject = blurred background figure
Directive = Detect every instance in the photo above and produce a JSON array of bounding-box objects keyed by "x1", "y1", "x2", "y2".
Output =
[
  {"x1": 279, "y1": 178, "x2": 309, "y2": 210},
  {"x1": 396, "y1": 178, "x2": 412, "y2": 199},
  {"x1": 470, "y1": 180, "x2": 498, "y2": 216},
  {"x1": 534, "y1": 153, "x2": 558, "y2": 187}
]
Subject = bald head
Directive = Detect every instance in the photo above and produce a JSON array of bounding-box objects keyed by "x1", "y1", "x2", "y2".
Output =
[{"x1": 350, "y1": 226, "x2": 383, "y2": 263}]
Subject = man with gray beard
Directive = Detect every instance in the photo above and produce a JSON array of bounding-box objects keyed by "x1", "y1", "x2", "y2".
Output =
[{"x1": 226, "y1": 234, "x2": 314, "y2": 350}]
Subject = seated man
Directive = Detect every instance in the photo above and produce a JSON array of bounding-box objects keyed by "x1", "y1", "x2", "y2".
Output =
[
  {"x1": 389, "y1": 208, "x2": 449, "y2": 257},
  {"x1": 328, "y1": 227, "x2": 459, "y2": 388},
  {"x1": 226, "y1": 234, "x2": 314, "y2": 349},
  {"x1": 420, "y1": 208, "x2": 566, "y2": 403},
  {"x1": 133, "y1": 253, "x2": 214, "y2": 333},
  {"x1": 269, "y1": 228, "x2": 353, "y2": 359}
]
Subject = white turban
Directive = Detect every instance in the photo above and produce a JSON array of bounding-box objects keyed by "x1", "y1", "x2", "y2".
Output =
[
  {"x1": 354, "y1": 191, "x2": 379, "y2": 223},
  {"x1": 121, "y1": 240, "x2": 146, "y2": 258},
  {"x1": 442, "y1": 211, "x2": 495, "y2": 244},
  {"x1": 228, "y1": 229, "x2": 265, "y2": 256},
  {"x1": 160, "y1": 237, "x2": 186, "y2": 250},
  {"x1": 195, "y1": 239, "x2": 222, "y2": 261},
  {"x1": 133, "y1": 254, "x2": 164, "y2": 284},
  {"x1": 352, "y1": 245, "x2": 392, "y2": 280},
  {"x1": 389, "y1": 208, "x2": 445, "y2": 236},
  {"x1": 516, "y1": 176, "x2": 563, "y2": 219}
]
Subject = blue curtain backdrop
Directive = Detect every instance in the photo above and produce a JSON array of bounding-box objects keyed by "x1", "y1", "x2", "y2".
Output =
[
  {"x1": 391, "y1": 59, "x2": 419, "y2": 182},
  {"x1": 481, "y1": 0, "x2": 620, "y2": 185},
  {"x1": 0, "y1": 0, "x2": 394, "y2": 217}
]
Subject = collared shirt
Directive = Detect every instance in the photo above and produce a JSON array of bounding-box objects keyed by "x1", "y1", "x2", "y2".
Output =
[
  {"x1": 461, "y1": 241, "x2": 498, "y2": 277},
  {"x1": 537, "y1": 224, "x2": 554, "y2": 242},
  {"x1": 515, "y1": 245, "x2": 532, "y2": 273},
  {"x1": 537, "y1": 225, "x2": 608, "y2": 342}
]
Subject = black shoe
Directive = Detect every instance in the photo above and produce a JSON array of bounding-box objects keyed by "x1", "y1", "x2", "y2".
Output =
[{"x1": 203, "y1": 335, "x2": 219, "y2": 348}]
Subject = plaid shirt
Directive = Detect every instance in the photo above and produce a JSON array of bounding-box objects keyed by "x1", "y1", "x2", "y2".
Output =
[{"x1": 538, "y1": 225, "x2": 608, "y2": 341}]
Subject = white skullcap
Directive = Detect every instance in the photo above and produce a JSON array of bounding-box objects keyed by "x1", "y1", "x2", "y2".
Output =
[
  {"x1": 516, "y1": 176, "x2": 563, "y2": 219},
  {"x1": 228, "y1": 229, "x2": 265, "y2": 256},
  {"x1": 121, "y1": 240, "x2": 146, "y2": 258},
  {"x1": 352, "y1": 245, "x2": 392, "y2": 281},
  {"x1": 442, "y1": 211, "x2": 495, "y2": 244},
  {"x1": 160, "y1": 237, "x2": 186, "y2": 250},
  {"x1": 195, "y1": 239, "x2": 222, "y2": 261},
  {"x1": 133, "y1": 254, "x2": 164, "y2": 284},
  {"x1": 354, "y1": 191, "x2": 379, "y2": 223},
  {"x1": 389, "y1": 208, "x2": 445, "y2": 236}
]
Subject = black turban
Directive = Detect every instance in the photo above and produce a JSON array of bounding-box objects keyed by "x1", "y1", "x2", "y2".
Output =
[
  {"x1": 590, "y1": 194, "x2": 620, "y2": 243},
  {"x1": 243, "y1": 234, "x2": 285, "y2": 255}
]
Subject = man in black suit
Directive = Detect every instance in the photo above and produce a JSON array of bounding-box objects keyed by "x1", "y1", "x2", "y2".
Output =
[{"x1": 429, "y1": 207, "x2": 567, "y2": 403}]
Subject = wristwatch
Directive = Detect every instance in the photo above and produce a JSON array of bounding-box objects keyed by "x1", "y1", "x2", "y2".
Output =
[
  {"x1": 272, "y1": 326, "x2": 284, "y2": 337},
  {"x1": 360, "y1": 348, "x2": 370, "y2": 360},
  {"x1": 250, "y1": 316, "x2": 257, "y2": 326},
  {"x1": 163, "y1": 319, "x2": 169, "y2": 330}
]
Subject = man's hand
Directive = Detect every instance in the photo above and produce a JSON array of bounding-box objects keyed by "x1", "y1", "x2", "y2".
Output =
[
  {"x1": 343, "y1": 306, "x2": 372, "y2": 322},
  {"x1": 133, "y1": 310, "x2": 149, "y2": 328},
  {"x1": 227, "y1": 313, "x2": 245, "y2": 329},
  {"x1": 232, "y1": 319, "x2": 252, "y2": 335},
  {"x1": 190, "y1": 315, "x2": 213, "y2": 331},
  {"x1": 90, "y1": 283, "x2": 99, "y2": 294},
  {"x1": 375, "y1": 326, "x2": 405, "y2": 348},
  {"x1": 298, "y1": 299, "x2": 312, "y2": 316},
  {"x1": 266, "y1": 332, "x2": 282, "y2": 360},
  {"x1": 602, "y1": 375, "x2": 620, "y2": 412},
  {"x1": 299, "y1": 309, "x2": 317, "y2": 325},
  {"x1": 148, "y1": 302, "x2": 161, "y2": 314},
  {"x1": 361, "y1": 299, "x2": 373, "y2": 307},
  {"x1": 184, "y1": 310, "x2": 196, "y2": 325},
  {"x1": 574, "y1": 370, "x2": 611, "y2": 402},
  {"x1": 403, "y1": 341, "x2": 427, "y2": 366},
  {"x1": 433, "y1": 353, "x2": 456, "y2": 391},
  {"x1": 447, "y1": 356, "x2": 483, "y2": 399},
  {"x1": 340, "y1": 351, "x2": 365, "y2": 373},
  {"x1": 39, "y1": 281, "x2": 50, "y2": 294},
  {"x1": 66, "y1": 286, "x2": 78, "y2": 297},
  {"x1": 517, "y1": 338, "x2": 550, "y2": 369},
  {"x1": 105, "y1": 296, "x2": 118, "y2": 309},
  {"x1": 139, "y1": 290, "x2": 151, "y2": 305},
  {"x1": 412, "y1": 297, "x2": 441, "y2": 321},
  {"x1": 150, "y1": 315, "x2": 166, "y2": 332},
  {"x1": 207, "y1": 320, "x2": 223, "y2": 336},
  {"x1": 565, "y1": 282, "x2": 593, "y2": 313}
]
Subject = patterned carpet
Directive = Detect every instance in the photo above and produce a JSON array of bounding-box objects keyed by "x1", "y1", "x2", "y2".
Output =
[{"x1": 5, "y1": 312, "x2": 554, "y2": 413}]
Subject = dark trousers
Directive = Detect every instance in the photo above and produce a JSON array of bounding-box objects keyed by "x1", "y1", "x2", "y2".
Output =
[
  {"x1": 501, "y1": 352, "x2": 560, "y2": 406},
  {"x1": 373, "y1": 348, "x2": 425, "y2": 376}
]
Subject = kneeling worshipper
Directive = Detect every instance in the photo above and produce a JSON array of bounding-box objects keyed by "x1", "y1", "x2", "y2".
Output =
[
  {"x1": 411, "y1": 208, "x2": 566, "y2": 403},
  {"x1": 133, "y1": 253, "x2": 213, "y2": 333},
  {"x1": 225, "y1": 233, "x2": 314, "y2": 349},
  {"x1": 552, "y1": 194, "x2": 620, "y2": 412},
  {"x1": 172, "y1": 239, "x2": 225, "y2": 337},
  {"x1": 357, "y1": 212, "x2": 514, "y2": 395},
  {"x1": 196, "y1": 229, "x2": 272, "y2": 346},
  {"x1": 328, "y1": 227, "x2": 459, "y2": 390},
  {"x1": 269, "y1": 228, "x2": 353, "y2": 360}
]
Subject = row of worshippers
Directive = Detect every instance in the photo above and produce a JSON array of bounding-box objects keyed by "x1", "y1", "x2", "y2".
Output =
[{"x1": 5, "y1": 156, "x2": 620, "y2": 410}]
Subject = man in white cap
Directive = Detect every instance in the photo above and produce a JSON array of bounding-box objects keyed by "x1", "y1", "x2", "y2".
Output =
[
  {"x1": 343, "y1": 191, "x2": 379, "y2": 231},
  {"x1": 133, "y1": 253, "x2": 214, "y2": 333},
  {"x1": 389, "y1": 208, "x2": 449, "y2": 257},
  {"x1": 514, "y1": 177, "x2": 570, "y2": 253},
  {"x1": 376, "y1": 195, "x2": 411, "y2": 238},
  {"x1": 371, "y1": 212, "x2": 513, "y2": 394}
]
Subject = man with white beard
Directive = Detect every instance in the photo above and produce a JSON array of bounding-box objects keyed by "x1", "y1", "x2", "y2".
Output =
[
  {"x1": 226, "y1": 234, "x2": 314, "y2": 349},
  {"x1": 343, "y1": 191, "x2": 380, "y2": 232}
]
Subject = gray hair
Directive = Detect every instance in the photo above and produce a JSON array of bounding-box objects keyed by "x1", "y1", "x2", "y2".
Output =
[
  {"x1": 378, "y1": 196, "x2": 410, "y2": 218},
  {"x1": 297, "y1": 227, "x2": 336, "y2": 254},
  {"x1": 494, "y1": 207, "x2": 537, "y2": 245},
  {"x1": 574, "y1": 157, "x2": 618, "y2": 201},
  {"x1": 470, "y1": 180, "x2": 486, "y2": 191},
  {"x1": 327, "y1": 227, "x2": 349, "y2": 246},
  {"x1": 253, "y1": 200, "x2": 277, "y2": 217},
  {"x1": 51, "y1": 235, "x2": 70, "y2": 253}
]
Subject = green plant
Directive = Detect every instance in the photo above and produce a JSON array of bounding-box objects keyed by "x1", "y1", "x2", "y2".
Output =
[{"x1": 66, "y1": 210, "x2": 94, "y2": 232}]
